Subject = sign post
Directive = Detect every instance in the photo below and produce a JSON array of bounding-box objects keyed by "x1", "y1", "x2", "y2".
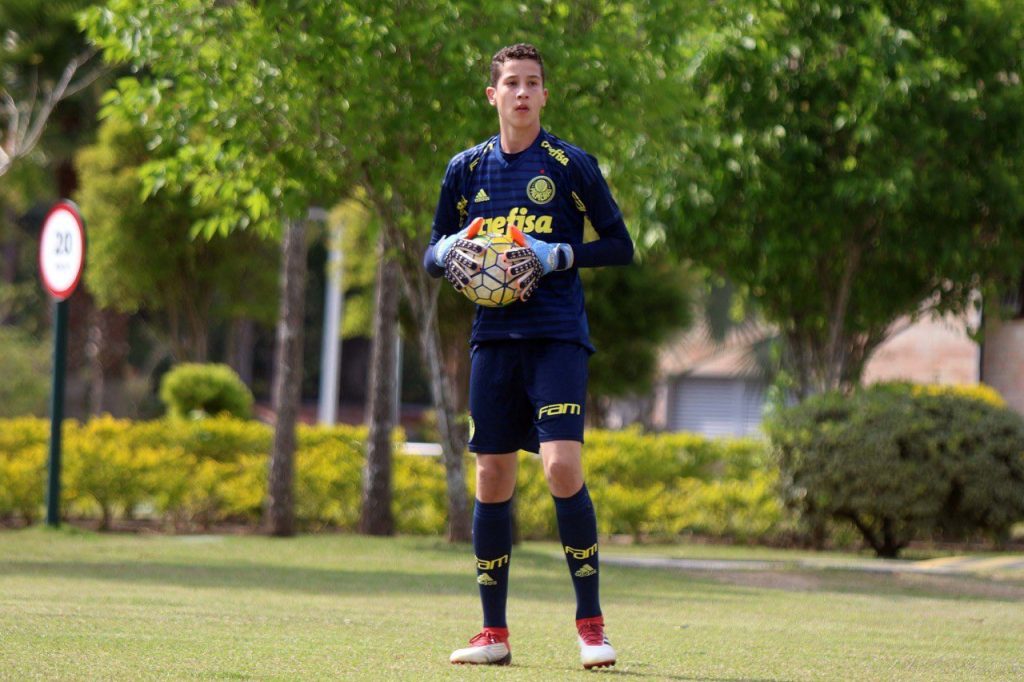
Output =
[{"x1": 38, "y1": 200, "x2": 86, "y2": 529}]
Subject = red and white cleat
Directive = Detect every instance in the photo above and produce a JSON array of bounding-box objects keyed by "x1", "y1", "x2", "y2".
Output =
[
  {"x1": 450, "y1": 627, "x2": 512, "y2": 666},
  {"x1": 577, "y1": 616, "x2": 616, "y2": 669}
]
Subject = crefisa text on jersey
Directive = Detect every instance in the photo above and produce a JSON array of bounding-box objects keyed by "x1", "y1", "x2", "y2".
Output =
[{"x1": 477, "y1": 206, "x2": 554, "y2": 234}]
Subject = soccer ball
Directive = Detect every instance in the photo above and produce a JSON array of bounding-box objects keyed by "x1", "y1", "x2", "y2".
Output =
[{"x1": 460, "y1": 232, "x2": 520, "y2": 308}]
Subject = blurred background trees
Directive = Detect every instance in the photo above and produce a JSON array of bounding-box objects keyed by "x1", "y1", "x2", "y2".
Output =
[{"x1": 3, "y1": 0, "x2": 1023, "y2": 540}]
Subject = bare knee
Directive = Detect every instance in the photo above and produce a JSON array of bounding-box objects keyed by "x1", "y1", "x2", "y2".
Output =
[
  {"x1": 475, "y1": 453, "x2": 517, "y2": 502},
  {"x1": 541, "y1": 442, "x2": 584, "y2": 498},
  {"x1": 546, "y1": 467, "x2": 583, "y2": 497}
]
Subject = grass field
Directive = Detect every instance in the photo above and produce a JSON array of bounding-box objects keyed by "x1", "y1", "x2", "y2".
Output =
[{"x1": 1, "y1": 528, "x2": 1023, "y2": 681}]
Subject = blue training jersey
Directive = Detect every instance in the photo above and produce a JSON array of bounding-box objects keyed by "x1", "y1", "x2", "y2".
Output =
[{"x1": 428, "y1": 128, "x2": 629, "y2": 351}]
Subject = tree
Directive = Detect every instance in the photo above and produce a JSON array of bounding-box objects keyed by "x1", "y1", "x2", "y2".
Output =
[
  {"x1": 0, "y1": 0, "x2": 106, "y2": 178},
  {"x1": 84, "y1": 0, "x2": 355, "y2": 536},
  {"x1": 76, "y1": 113, "x2": 277, "y2": 362},
  {"x1": 660, "y1": 0, "x2": 1024, "y2": 396},
  {"x1": 359, "y1": 233, "x2": 400, "y2": 536},
  {"x1": 85, "y1": 0, "x2": 708, "y2": 541},
  {"x1": 1, "y1": 1, "x2": 108, "y2": 339}
]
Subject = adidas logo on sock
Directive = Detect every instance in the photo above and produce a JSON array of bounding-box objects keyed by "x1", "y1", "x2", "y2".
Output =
[
  {"x1": 474, "y1": 188, "x2": 490, "y2": 203},
  {"x1": 477, "y1": 573, "x2": 497, "y2": 586},
  {"x1": 574, "y1": 564, "x2": 597, "y2": 578}
]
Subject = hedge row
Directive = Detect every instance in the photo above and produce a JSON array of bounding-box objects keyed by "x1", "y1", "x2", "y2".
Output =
[{"x1": 0, "y1": 417, "x2": 778, "y2": 540}]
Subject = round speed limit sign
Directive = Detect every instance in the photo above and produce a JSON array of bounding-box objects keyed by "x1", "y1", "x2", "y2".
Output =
[{"x1": 39, "y1": 201, "x2": 86, "y2": 300}]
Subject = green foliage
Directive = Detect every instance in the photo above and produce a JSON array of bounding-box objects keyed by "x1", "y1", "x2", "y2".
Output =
[
  {"x1": 75, "y1": 112, "x2": 278, "y2": 360},
  {"x1": 393, "y1": 454, "x2": 450, "y2": 535},
  {"x1": 0, "y1": 327, "x2": 50, "y2": 417},
  {"x1": 0, "y1": 416, "x2": 50, "y2": 456},
  {"x1": 63, "y1": 416, "x2": 161, "y2": 529},
  {"x1": 482, "y1": 429, "x2": 781, "y2": 541},
  {"x1": 295, "y1": 442, "x2": 363, "y2": 531},
  {"x1": 0, "y1": 444, "x2": 46, "y2": 524},
  {"x1": 129, "y1": 414, "x2": 270, "y2": 461},
  {"x1": 582, "y1": 429, "x2": 780, "y2": 540},
  {"x1": 666, "y1": 0, "x2": 1024, "y2": 394},
  {"x1": 769, "y1": 383, "x2": 1024, "y2": 557},
  {"x1": 584, "y1": 254, "x2": 695, "y2": 400},
  {"x1": 0, "y1": 416, "x2": 779, "y2": 540},
  {"x1": 82, "y1": 0, "x2": 351, "y2": 233},
  {"x1": 0, "y1": 0, "x2": 105, "y2": 175},
  {"x1": 0, "y1": 163, "x2": 54, "y2": 334},
  {"x1": 0, "y1": 0, "x2": 97, "y2": 74},
  {"x1": 159, "y1": 363, "x2": 254, "y2": 420}
]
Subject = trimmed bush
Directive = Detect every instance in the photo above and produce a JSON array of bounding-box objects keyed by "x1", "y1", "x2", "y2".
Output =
[
  {"x1": 0, "y1": 416, "x2": 50, "y2": 456},
  {"x1": 64, "y1": 416, "x2": 161, "y2": 529},
  {"x1": 0, "y1": 416, "x2": 781, "y2": 541},
  {"x1": 295, "y1": 440, "x2": 365, "y2": 531},
  {"x1": 769, "y1": 383, "x2": 1024, "y2": 557},
  {"x1": 159, "y1": 363, "x2": 253, "y2": 419},
  {"x1": 0, "y1": 444, "x2": 47, "y2": 523}
]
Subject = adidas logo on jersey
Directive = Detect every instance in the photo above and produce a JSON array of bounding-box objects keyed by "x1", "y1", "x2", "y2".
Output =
[
  {"x1": 474, "y1": 188, "x2": 490, "y2": 203},
  {"x1": 574, "y1": 564, "x2": 597, "y2": 578},
  {"x1": 477, "y1": 573, "x2": 497, "y2": 586}
]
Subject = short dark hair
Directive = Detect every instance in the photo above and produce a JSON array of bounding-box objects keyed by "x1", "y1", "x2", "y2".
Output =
[{"x1": 490, "y1": 43, "x2": 545, "y2": 87}]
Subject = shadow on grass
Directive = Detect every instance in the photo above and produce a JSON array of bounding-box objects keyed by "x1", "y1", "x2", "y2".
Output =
[
  {"x1": 4, "y1": 530, "x2": 1020, "y2": 606},
  {"x1": 0, "y1": 541, "x2": 594, "y2": 600},
  {"x1": 0, "y1": 558, "x2": 505, "y2": 597}
]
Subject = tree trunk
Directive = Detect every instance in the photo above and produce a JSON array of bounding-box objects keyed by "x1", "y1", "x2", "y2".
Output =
[
  {"x1": 387, "y1": 226, "x2": 472, "y2": 542},
  {"x1": 86, "y1": 308, "x2": 107, "y2": 416},
  {"x1": 2, "y1": 207, "x2": 18, "y2": 325},
  {"x1": 414, "y1": 292, "x2": 472, "y2": 542},
  {"x1": 227, "y1": 317, "x2": 256, "y2": 387},
  {"x1": 360, "y1": 233, "x2": 400, "y2": 536},
  {"x1": 359, "y1": 174, "x2": 472, "y2": 543},
  {"x1": 266, "y1": 218, "x2": 308, "y2": 537}
]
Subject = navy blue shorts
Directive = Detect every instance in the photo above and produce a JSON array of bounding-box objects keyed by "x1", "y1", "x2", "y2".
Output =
[{"x1": 468, "y1": 339, "x2": 589, "y2": 454}]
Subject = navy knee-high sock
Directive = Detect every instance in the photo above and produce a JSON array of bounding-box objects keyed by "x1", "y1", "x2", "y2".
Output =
[
  {"x1": 473, "y1": 498, "x2": 513, "y2": 628},
  {"x1": 553, "y1": 483, "x2": 601, "y2": 620}
]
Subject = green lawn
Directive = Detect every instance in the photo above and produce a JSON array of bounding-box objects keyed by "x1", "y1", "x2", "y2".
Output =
[{"x1": 0, "y1": 528, "x2": 1022, "y2": 681}]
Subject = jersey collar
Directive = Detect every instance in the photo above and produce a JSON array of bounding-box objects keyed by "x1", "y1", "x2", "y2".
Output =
[{"x1": 492, "y1": 129, "x2": 547, "y2": 169}]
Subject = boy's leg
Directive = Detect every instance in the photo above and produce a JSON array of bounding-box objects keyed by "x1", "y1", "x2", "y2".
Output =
[
  {"x1": 473, "y1": 453, "x2": 518, "y2": 629},
  {"x1": 541, "y1": 441, "x2": 616, "y2": 669},
  {"x1": 451, "y1": 454, "x2": 518, "y2": 666},
  {"x1": 452, "y1": 342, "x2": 530, "y2": 666},
  {"x1": 541, "y1": 441, "x2": 599, "y2": 619}
]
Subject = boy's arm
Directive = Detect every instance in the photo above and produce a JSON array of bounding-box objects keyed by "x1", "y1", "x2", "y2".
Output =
[
  {"x1": 424, "y1": 158, "x2": 463, "y2": 278},
  {"x1": 569, "y1": 217, "x2": 633, "y2": 268},
  {"x1": 423, "y1": 233, "x2": 446, "y2": 278},
  {"x1": 569, "y1": 153, "x2": 634, "y2": 268}
]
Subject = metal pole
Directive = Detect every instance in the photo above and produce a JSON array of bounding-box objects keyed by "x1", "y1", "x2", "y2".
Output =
[
  {"x1": 317, "y1": 227, "x2": 344, "y2": 425},
  {"x1": 45, "y1": 298, "x2": 69, "y2": 528},
  {"x1": 392, "y1": 333, "x2": 402, "y2": 427}
]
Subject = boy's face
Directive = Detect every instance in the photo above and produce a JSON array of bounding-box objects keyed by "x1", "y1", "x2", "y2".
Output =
[{"x1": 487, "y1": 59, "x2": 548, "y2": 132}]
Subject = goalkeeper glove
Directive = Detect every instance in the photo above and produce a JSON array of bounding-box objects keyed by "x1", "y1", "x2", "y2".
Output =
[
  {"x1": 433, "y1": 217, "x2": 484, "y2": 268},
  {"x1": 436, "y1": 217, "x2": 486, "y2": 292},
  {"x1": 499, "y1": 226, "x2": 573, "y2": 302},
  {"x1": 504, "y1": 227, "x2": 574, "y2": 276}
]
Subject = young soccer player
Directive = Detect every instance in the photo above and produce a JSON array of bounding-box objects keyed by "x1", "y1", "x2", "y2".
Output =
[{"x1": 423, "y1": 43, "x2": 634, "y2": 669}]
